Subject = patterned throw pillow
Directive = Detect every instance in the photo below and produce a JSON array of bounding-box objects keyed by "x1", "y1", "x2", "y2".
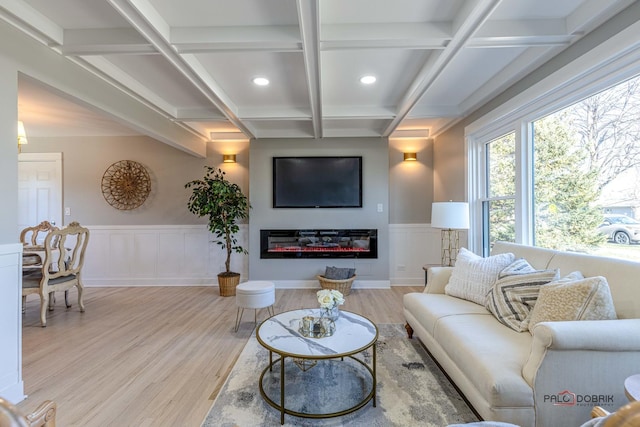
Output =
[
  {"x1": 485, "y1": 259, "x2": 559, "y2": 332},
  {"x1": 528, "y1": 274, "x2": 617, "y2": 331},
  {"x1": 444, "y1": 248, "x2": 515, "y2": 305}
]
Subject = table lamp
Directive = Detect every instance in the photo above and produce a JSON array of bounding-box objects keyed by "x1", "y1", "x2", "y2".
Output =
[{"x1": 431, "y1": 202, "x2": 469, "y2": 266}]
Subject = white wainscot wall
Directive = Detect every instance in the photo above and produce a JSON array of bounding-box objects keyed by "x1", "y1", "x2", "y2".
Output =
[
  {"x1": 83, "y1": 225, "x2": 249, "y2": 287},
  {"x1": 0, "y1": 243, "x2": 25, "y2": 403},
  {"x1": 389, "y1": 224, "x2": 442, "y2": 286},
  {"x1": 83, "y1": 224, "x2": 453, "y2": 287}
]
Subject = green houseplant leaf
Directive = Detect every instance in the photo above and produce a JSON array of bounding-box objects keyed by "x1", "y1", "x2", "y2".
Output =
[{"x1": 185, "y1": 166, "x2": 250, "y2": 275}]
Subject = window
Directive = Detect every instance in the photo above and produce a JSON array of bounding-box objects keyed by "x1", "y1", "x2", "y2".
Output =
[
  {"x1": 470, "y1": 74, "x2": 640, "y2": 262},
  {"x1": 483, "y1": 133, "x2": 516, "y2": 252}
]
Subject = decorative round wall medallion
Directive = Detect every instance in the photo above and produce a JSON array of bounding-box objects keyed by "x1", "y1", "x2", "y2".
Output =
[{"x1": 101, "y1": 160, "x2": 151, "y2": 210}]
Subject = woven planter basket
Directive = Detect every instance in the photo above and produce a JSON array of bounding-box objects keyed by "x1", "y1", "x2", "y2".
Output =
[
  {"x1": 217, "y1": 273, "x2": 241, "y2": 297},
  {"x1": 317, "y1": 275, "x2": 356, "y2": 296}
]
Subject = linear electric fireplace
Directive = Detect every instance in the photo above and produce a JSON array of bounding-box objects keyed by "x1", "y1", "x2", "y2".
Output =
[{"x1": 260, "y1": 229, "x2": 377, "y2": 259}]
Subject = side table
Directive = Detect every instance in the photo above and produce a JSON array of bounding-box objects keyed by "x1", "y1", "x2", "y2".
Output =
[{"x1": 625, "y1": 374, "x2": 640, "y2": 402}]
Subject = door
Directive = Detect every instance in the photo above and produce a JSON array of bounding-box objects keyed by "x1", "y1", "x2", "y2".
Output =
[{"x1": 18, "y1": 153, "x2": 63, "y2": 243}]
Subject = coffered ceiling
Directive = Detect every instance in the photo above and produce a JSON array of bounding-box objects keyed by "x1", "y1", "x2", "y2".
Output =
[{"x1": 2, "y1": 0, "x2": 635, "y2": 145}]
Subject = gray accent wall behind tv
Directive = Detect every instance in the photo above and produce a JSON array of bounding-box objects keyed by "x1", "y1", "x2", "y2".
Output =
[{"x1": 249, "y1": 138, "x2": 390, "y2": 282}]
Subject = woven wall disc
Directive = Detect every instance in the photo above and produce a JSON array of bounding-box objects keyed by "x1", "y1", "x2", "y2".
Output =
[{"x1": 101, "y1": 160, "x2": 151, "y2": 210}]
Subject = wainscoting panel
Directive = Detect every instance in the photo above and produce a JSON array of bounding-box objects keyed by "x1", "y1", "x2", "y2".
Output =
[
  {"x1": 83, "y1": 225, "x2": 249, "y2": 286},
  {"x1": 0, "y1": 243, "x2": 25, "y2": 403},
  {"x1": 83, "y1": 224, "x2": 460, "y2": 287},
  {"x1": 389, "y1": 224, "x2": 441, "y2": 286}
]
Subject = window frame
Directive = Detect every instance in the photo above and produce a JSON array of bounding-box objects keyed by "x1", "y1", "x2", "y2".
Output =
[{"x1": 466, "y1": 21, "x2": 640, "y2": 255}]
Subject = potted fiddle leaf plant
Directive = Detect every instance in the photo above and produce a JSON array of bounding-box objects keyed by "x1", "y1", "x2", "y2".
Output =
[{"x1": 185, "y1": 166, "x2": 250, "y2": 296}]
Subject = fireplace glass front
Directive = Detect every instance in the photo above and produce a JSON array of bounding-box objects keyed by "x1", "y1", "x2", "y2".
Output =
[{"x1": 260, "y1": 229, "x2": 377, "y2": 259}]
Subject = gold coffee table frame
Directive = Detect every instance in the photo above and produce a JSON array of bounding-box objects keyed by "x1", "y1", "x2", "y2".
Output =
[{"x1": 256, "y1": 309, "x2": 378, "y2": 425}]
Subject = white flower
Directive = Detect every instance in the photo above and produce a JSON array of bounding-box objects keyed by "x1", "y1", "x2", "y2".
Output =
[{"x1": 316, "y1": 289, "x2": 345, "y2": 309}]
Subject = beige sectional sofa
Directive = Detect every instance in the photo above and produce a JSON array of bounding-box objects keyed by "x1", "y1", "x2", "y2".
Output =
[{"x1": 403, "y1": 242, "x2": 640, "y2": 427}]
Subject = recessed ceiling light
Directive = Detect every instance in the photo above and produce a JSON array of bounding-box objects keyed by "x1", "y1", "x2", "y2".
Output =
[
  {"x1": 360, "y1": 75, "x2": 376, "y2": 85},
  {"x1": 253, "y1": 77, "x2": 269, "y2": 86}
]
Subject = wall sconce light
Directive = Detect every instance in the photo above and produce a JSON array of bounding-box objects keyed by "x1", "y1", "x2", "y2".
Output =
[
  {"x1": 403, "y1": 152, "x2": 417, "y2": 161},
  {"x1": 18, "y1": 121, "x2": 28, "y2": 152},
  {"x1": 223, "y1": 154, "x2": 236, "y2": 163}
]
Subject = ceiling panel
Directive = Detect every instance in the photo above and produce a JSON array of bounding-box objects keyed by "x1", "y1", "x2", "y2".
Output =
[
  {"x1": 4, "y1": 0, "x2": 634, "y2": 146},
  {"x1": 321, "y1": 49, "x2": 433, "y2": 108},
  {"x1": 196, "y1": 51, "x2": 310, "y2": 110}
]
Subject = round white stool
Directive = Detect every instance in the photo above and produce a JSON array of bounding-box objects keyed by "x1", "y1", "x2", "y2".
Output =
[{"x1": 234, "y1": 281, "x2": 275, "y2": 332}]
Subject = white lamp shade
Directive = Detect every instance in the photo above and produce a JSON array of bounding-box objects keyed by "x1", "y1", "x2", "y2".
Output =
[{"x1": 431, "y1": 202, "x2": 469, "y2": 230}]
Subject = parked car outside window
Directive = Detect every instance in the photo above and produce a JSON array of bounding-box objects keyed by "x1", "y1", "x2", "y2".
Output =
[{"x1": 598, "y1": 214, "x2": 640, "y2": 245}]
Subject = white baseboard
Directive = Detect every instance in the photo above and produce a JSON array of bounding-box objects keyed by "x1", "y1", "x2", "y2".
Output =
[
  {"x1": 84, "y1": 279, "x2": 216, "y2": 287},
  {"x1": 0, "y1": 379, "x2": 25, "y2": 404},
  {"x1": 272, "y1": 279, "x2": 390, "y2": 289}
]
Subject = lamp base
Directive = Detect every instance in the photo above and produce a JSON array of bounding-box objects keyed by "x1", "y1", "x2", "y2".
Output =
[{"x1": 441, "y1": 229, "x2": 460, "y2": 267}]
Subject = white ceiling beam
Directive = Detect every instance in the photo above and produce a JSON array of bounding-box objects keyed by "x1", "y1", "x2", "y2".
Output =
[
  {"x1": 0, "y1": 0, "x2": 63, "y2": 46},
  {"x1": 323, "y1": 106, "x2": 396, "y2": 119},
  {"x1": 176, "y1": 108, "x2": 227, "y2": 121},
  {"x1": 389, "y1": 129, "x2": 430, "y2": 139},
  {"x1": 72, "y1": 55, "x2": 178, "y2": 118},
  {"x1": 172, "y1": 25, "x2": 302, "y2": 53},
  {"x1": 107, "y1": 0, "x2": 255, "y2": 139},
  {"x1": 405, "y1": 105, "x2": 462, "y2": 118},
  {"x1": 469, "y1": 19, "x2": 574, "y2": 48},
  {"x1": 383, "y1": 0, "x2": 504, "y2": 136},
  {"x1": 297, "y1": 0, "x2": 322, "y2": 139},
  {"x1": 61, "y1": 28, "x2": 155, "y2": 55},
  {"x1": 239, "y1": 107, "x2": 311, "y2": 120},
  {"x1": 321, "y1": 22, "x2": 449, "y2": 50}
]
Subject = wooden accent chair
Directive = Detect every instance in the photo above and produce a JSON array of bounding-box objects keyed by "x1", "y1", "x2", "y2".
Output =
[
  {"x1": 19, "y1": 221, "x2": 59, "y2": 247},
  {"x1": 22, "y1": 222, "x2": 90, "y2": 327},
  {"x1": 0, "y1": 398, "x2": 56, "y2": 427},
  {"x1": 591, "y1": 401, "x2": 640, "y2": 427}
]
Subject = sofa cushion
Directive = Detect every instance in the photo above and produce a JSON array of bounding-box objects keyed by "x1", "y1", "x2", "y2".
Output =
[
  {"x1": 485, "y1": 259, "x2": 559, "y2": 332},
  {"x1": 445, "y1": 248, "x2": 515, "y2": 305},
  {"x1": 528, "y1": 275, "x2": 617, "y2": 330},
  {"x1": 433, "y1": 314, "x2": 534, "y2": 407},
  {"x1": 404, "y1": 293, "x2": 491, "y2": 336}
]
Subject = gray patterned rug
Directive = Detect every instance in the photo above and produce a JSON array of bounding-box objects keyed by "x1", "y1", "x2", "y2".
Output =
[{"x1": 201, "y1": 323, "x2": 478, "y2": 426}]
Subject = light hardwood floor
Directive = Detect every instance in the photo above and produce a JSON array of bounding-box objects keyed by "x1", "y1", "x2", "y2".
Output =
[{"x1": 17, "y1": 285, "x2": 421, "y2": 426}]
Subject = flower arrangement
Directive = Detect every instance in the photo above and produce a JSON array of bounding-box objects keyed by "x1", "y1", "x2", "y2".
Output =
[{"x1": 317, "y1": 289, "x2": 345, "y2": 311}]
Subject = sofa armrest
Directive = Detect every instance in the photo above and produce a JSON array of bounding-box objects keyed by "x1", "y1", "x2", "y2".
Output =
[
  {"x1": 524, "y1": 319, "x2": 640, "y2": 383},
  {"x1": 424, "y1": 266, "x2": 453, "y2": 294},
  {"x1": 523, "y1": 319, "x2": 640, "y2": 426}
]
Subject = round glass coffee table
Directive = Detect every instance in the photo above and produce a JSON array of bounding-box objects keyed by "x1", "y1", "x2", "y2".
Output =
[{"x1": 256, "y1": 308, "x2": 378, "y2": 425}]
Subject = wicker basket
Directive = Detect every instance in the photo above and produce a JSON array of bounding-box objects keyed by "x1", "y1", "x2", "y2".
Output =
[
  {"x1": 217, "y1": 273, "x2": 241, "y2": 297},
  {"x1": 317, "y1": 274, "x2": 356, "y2": 296}
]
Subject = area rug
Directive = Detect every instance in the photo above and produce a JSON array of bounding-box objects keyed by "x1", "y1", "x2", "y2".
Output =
[{"x1": 201, "y1": 323, "x2": 479, "y2": 426}]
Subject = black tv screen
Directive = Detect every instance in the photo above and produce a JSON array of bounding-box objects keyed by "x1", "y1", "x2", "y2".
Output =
[{"x1": 273, "y1": 157, "x2": 362, "y2": 208}]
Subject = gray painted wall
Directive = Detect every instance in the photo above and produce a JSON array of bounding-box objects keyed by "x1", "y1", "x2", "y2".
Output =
[
  {"x1": 21, "y1": 136, "x2": 250, "y2": 227},
  {"x1": 0, "y1": 60, "x2": 18, "y2": 243},
  {"x1": 248, "y1": 138, "x2": 390, "y2": 281},
  {"x1": 389, "y1": 137, "x2": 433, "y2": 223}
]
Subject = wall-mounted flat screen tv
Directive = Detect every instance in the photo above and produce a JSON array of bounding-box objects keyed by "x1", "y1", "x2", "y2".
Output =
[{"x1": 273, "y1": 156, "x2": 363, "y2": 208}]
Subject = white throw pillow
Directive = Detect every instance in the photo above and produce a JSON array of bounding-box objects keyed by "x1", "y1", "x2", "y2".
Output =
[
  {"x1": 444, "y1": 247, "x2": 515, "y2": 305},
  {"x1": 528, "y1": 274, "x2": 617, "y2": 331}
]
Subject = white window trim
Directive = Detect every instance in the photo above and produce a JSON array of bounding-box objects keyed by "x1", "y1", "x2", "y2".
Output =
[{"x1": 466, "y1": 18, "x2": 640, "y2": 254}]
